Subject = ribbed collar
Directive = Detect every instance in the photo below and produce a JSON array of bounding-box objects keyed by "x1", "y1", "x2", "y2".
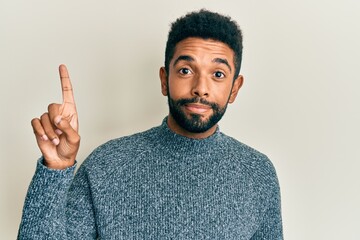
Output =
[{"x1": 156, "y1": 117, "x2": 224, "y2": 155}]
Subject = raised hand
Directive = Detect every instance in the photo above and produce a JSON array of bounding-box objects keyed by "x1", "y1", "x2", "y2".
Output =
[{"x1": 31, "y1": 65, "x2": 80, "y2": 169}]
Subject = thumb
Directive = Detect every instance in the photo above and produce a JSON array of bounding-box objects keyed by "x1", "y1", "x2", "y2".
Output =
[{"x1": 54, "y1": 115, "x2": 80, "y2": 145}]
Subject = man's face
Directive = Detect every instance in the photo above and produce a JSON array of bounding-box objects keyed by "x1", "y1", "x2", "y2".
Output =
[{"x1": 160, "y1": 37, "x2": 243, "y2": 138}]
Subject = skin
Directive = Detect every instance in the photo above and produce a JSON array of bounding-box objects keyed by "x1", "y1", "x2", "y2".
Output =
[
  {"x1": 31, "y1": 65, "x2": 80, "y2": 169},
  {"x1": 32, "y1": 38, "x2": 243, "y2": 169},
  {"x1": 160, "y1": 37, "x2": 244, "y2": 139}
]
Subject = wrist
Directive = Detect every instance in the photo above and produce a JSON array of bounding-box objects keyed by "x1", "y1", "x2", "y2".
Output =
[{"x1": 43, "y1": 157, "x2": 76, "y2": 170}]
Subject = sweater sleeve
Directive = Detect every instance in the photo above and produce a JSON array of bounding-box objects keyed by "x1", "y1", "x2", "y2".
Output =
[
  {"x1": 18, "y1": 158, "x2": 97, "y2": 239},
  {"x1": 250, "y1": 178, "x2": 283, "y2": 240}
]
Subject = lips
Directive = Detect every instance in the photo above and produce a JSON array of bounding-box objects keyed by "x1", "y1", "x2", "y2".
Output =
[{"x1": 184, "y1": 103, "x2": 211, "y2": 114}]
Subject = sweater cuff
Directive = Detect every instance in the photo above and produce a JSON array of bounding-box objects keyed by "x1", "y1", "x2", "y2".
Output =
[
  {"x1": 23, "y1": 157, "x2": 77, "y2": 213},
  {"x1": 27, "y1": 157, "x2": 77, "y2": 196},
  {"x1": 36, "y1": 157, "x2": 77, "y2": 176},
  {"x1": 18, "y1": 158, "x2": 77, "y2": 238}
]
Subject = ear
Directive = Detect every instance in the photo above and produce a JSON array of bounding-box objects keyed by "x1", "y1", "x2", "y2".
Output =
[
  {"x1": 228, "y1": 75, "x2": 244, "y2": 103},
  {"x1": 159, "y1": 67, "x2": 168, "y2": 96}
]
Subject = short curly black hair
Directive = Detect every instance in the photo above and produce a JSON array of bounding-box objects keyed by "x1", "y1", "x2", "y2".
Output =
[{"x1": 165, "y1": 9, "x2": 243, "y2": 79}]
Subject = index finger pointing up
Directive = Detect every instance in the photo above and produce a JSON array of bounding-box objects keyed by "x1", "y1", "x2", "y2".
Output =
[{"x1": 59, "y1": 64, "x2": 75, "y2": 104}]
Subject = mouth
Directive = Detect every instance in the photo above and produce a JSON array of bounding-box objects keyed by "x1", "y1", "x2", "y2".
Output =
[{"x1": 184, "y1": 103, "x2": 211, "y2": 114}]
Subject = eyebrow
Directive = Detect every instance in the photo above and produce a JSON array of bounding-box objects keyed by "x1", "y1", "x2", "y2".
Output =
[
  {"x1": 213, "y1": 58, "x2": 232, "y2": 73},
  {"x1": 172, "y1": 55, "x2": 194, "y2": 67},
  {"x1": 173, "y1": 55, "x2": 232, "y2": 73}
]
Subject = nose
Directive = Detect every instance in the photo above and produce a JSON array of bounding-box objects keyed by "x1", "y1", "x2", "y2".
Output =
[{"x1": 191, "y1": 74, "x2": 209, "y2": 98}]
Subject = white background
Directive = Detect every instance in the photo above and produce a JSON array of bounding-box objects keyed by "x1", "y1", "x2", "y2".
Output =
[{"x1": 1, "y1": 0, "x2": 359, "y2": 239}]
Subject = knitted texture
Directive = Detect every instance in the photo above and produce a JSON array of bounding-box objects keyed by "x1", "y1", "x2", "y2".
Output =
[{"x1": 18, "y1": 118, "x2": 283, "y2": 239}]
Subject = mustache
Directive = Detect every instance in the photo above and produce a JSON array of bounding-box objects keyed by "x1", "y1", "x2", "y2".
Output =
[{"x1": 175, "y1": 97, "x2": 219, "y2": 110}]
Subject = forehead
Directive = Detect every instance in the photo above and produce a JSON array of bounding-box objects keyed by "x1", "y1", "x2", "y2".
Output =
[{"x1": 172, "y1": 37, "x2": 235, "y2": 65}]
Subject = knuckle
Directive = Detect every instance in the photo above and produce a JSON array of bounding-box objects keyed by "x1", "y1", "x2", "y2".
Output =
[
  {"x1": 31, "y1": 118, "x2": 39, "y2": 125},
  {"x1": 48, "y1": 103, "x2": 59, "y2": 112},
  {"x1": 70, "y1": 134, "x2": 81, "y2": 145},
  {"x1": 40, "y1": 113, "x2": 49, "y2": 121},
  {"x1": 45, "y1": 131, "x2": 56, "y2": 140}
]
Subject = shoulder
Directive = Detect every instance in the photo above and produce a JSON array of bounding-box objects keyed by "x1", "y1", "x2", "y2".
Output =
[
  {"x1": 81, "y1": 126, "x2": 161, "y2": 169},
  {"x1": 219, "y1": 132, "x2": 279, "y2": 186},
  {"x1": 219, "y1": 132, "x2": 269, "y2": 163}
]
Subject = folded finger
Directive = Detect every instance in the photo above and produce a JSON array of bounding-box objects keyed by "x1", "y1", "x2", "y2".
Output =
[
  {"x1": 48, "y1": 103, "x2": 61, "y2": 123},
  {"x1": 40, "y1": 113, "x2": 60, "y2": 145},
  {"x1": 54, "y1": 115, "x2": 80, "y2": 145},
  {"x1": 31, "y1": 118, "x2": 48, "y2": 141}
]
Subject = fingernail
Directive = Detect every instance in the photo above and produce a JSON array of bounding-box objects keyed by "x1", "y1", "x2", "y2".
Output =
[
  {"x1": 41, "y1": 135, "x2": 49, "y2": 141},
  {"x1": 55, "y1": 129, "x2": 63, "y2": 135},
  {"x1": 52, "y1": 138, "x2": 60, "y2": 145},
  {"x1": 54, "y1": 115, "x2": 62, "y2": 125}
]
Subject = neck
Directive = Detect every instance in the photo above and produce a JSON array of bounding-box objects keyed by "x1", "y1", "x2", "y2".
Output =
[{"x1": 166, "y1": 114, "x2": 218, "y2": 139}]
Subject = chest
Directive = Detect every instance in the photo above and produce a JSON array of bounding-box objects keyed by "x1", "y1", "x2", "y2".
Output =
[{"x1": 90, "y1": 159, "x2": 265, "y2": 239}]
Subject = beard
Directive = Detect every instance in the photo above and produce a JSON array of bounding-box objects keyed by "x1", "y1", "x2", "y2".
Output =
[{"x1": 167, "y1": 96, "x2": 228, "y2": 133}]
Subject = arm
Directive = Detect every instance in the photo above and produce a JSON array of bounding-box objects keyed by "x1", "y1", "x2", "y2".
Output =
[
  {"x1": 18, "y1": 158, "x2": 75, "y2": 239},
  {"x1": 18, "y1": 65, "x2": 95, "y2": 239},
  {"x1": 18, "y1": 159, "x2": 98, "y2": 239},
  {"x1": 251, "y1": 178, "x2": 283, "y2": 240}
]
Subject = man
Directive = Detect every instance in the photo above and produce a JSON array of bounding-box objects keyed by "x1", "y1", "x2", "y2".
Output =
[{"x1": 18, "y1": 10, "x2": 283, "y2": 239}]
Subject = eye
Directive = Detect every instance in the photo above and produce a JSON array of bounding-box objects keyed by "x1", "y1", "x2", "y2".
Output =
[
  {"x1": 214, "y1": 71, "x2": 225, "y2": 78},
  {"x1": 179, "y1": 68, "x2": 192, "y2": 75}
]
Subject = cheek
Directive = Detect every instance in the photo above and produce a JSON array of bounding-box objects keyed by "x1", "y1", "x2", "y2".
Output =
[
  {"x1": 213, "y1": 85, "x2": 233, "y2": 104},
  {"x1": 168, "y1": 79, "x2": 191, "y2": 99}
]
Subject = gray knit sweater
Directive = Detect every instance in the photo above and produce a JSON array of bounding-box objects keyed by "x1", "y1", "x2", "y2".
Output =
[{"x1": 18, "y1": 118, "x2": 283, "y2": 239}]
